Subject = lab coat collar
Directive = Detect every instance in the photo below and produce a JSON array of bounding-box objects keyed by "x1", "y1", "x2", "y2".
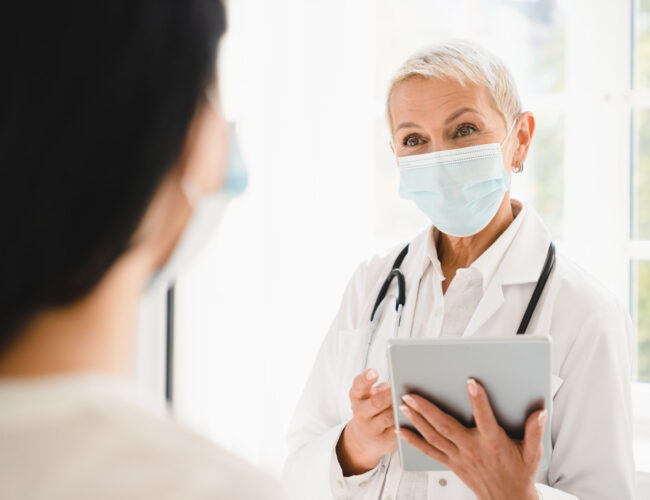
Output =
[
  {"x1": 492, "y1": 201, "x2": 553, "y2": 286},
  {"x1": 405, "y1": 200, "x2": 552, "y2": 338},
  {"x1": 421, "y1": 200, "x2": 527, "y2": 292},
  {"x1": 471, "y1": 200, "x2": 526, "y2": 291},
  {"x1": 413, "y1": 199, "x2": 550, "y2": 287},
  {"x1": 463, "y1": 202, "x2": 552, "y2": 337}
]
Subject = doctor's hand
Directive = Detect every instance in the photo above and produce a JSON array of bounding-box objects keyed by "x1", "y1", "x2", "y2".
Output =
[
  {"x1": 397, "y1": 379, "x2": 547, "y2": 500},
  {"x1": 336, "y1": 368, "x2": 397, "y2": 476}
]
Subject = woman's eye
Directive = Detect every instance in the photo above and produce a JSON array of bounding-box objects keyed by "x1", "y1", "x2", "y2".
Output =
[
  {"x1": 455, "y1": 124, "x2": 477, "y2": 137},
  {"x1": 403, "y1": 135, "x2": 424, "y2": 147}
]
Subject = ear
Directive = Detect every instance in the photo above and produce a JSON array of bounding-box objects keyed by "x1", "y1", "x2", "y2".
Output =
[
  {"x1": 513, "y1": 111, "x2": 535, "y2": 164},
  {"x1": 176, "y1": 97, "x2": 227, "y2": 193}
]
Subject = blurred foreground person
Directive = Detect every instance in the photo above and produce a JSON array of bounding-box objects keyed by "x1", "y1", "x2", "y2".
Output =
[{"x1": 0, "y1": 2, "x2": 283, "y2": 499}]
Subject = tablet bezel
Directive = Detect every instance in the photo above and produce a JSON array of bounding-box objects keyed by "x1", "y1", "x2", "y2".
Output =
[{"x1": 387, "y1": 335, "x2": 551, "y2": 472}]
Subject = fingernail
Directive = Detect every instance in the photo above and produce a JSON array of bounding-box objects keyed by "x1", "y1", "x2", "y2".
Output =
[
  {"x1": 401, "y1": 394, "x2": 417, "y2": 408},
  {"x1": 399, "y1": 404, "x2": 411, "y2": 417},
  {"x1": 467, "y1": 378, "x2": 478, "y2": 397},
  {"x1": 375, "y1": 382, "x2": 390, "y2": 391},
  {"x1": 538, "y1": 409, "x2": 548, "y2": 427},
  {"x1": 366, "y1": 369, "x2": 377, "y2": 380}
]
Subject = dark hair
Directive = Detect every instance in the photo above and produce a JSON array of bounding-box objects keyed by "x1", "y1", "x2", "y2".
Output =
[{"x1": 0, "y1": 1, "x2": 226, "y2": 351}]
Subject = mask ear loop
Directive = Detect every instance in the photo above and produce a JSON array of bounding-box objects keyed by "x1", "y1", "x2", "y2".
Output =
[
  {"x1": 500, "y1": 114, "x2": 522, "y2": 189},
  {"x1": 500, "y1": 113, "x2": 521, "y2": 148},
  {"x1": 501, "y1": 114, "x2": 523, "y2": 185}
]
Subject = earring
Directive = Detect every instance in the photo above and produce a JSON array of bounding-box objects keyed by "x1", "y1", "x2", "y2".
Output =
[{"x1": 512, "y1": 160, "x2": 524, "y2": 173}]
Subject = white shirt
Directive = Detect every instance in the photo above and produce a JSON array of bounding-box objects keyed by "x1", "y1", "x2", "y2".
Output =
[
  {"x1": 283, "y1": 201, "x2": 635, "y2": 500},
  {"x1": 0, "y1": 374, "x2": 284, "y2": 500},
  {"x1": 395, "y1": 204, "x2": 525, "y2": 498}
]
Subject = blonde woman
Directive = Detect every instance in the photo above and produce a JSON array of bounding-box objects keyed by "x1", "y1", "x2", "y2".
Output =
[{"x1": 284, "y1": 41, "x2": 634, "y2": 500}]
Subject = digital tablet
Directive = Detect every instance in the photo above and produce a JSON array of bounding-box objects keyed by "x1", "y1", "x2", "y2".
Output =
[{"x1": 387, "y1": 336, "x2": 551, "y2": 472}]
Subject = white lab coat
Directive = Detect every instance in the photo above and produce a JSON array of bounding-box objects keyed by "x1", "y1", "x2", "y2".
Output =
[{"x1": 284, "y1": 204, "x2": 635, "y2": 500}]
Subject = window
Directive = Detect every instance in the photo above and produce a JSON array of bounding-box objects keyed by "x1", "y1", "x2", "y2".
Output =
[
  {"x1": 635, "y1": 260, "x2": 650, "y2": 381},
  {"x1": 632, "y1": 1, "x2": 650, "y2": 487},
  {"x1": 633, "y1": 2, "x2": 650, "y2": 382}
]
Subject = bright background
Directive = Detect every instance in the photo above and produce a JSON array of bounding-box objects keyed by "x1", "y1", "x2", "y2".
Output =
[{"x1": 136, "y1": 0, "x2": 650, "y2": 495}]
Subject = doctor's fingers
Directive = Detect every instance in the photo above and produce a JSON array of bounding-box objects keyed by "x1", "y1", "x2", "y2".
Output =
[
  {"x1": 402, "y1": 394, "x2": 470, "y2": 447},
  {"x1": 466, "y1": 379, "x2": 500, "y2": 441},
  {"x1": 349, "y1": 369, "x2": 379, "y2": 400},
  {"x1": 399, "y1": 404, "x2": 458, "y2": 456},
  {"x1": 369, "y1": 407, "x2": 395, "y2": 433},
  {"x1": 350, "y1": 406, "x2": 392, "y2": 435},
  {"x1": 351, "y1": 386, "x2": 393, "y2": 419},
  {"x1": 522, "y1": 409, "x2": 547, "y2": 465},
  {"x1": 351, "y1": 406, "x2": 393, "y2": 437},
  {"x1": 396, "y1": 427, "x2": 448, "y2": 466}
]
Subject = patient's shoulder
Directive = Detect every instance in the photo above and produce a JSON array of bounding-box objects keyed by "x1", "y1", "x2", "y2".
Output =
[{"x1": 97, "y1": 401, "x2": 285, "y2": 500}]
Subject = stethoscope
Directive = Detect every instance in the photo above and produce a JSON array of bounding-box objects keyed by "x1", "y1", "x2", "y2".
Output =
[{"x1": 361, "y1": 241, "x2": 556, "y2": 370}]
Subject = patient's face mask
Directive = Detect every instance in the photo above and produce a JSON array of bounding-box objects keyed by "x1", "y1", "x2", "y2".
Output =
[
  {"x1": 146, "y1": 124, "x2": 248, "y2": 291},
  {"x1": 397, "y1": 118, "x2": 517, "y2": 237}
]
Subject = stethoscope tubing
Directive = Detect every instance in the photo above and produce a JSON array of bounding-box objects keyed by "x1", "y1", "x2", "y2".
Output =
[{"x1": 361, "y1": 241, "x2": 556, "y2": 371}]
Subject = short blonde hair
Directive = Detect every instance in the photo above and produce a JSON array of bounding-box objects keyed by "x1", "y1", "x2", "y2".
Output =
[{"x1": 386, "y1": 40, "x2": 522, "y2": 129}]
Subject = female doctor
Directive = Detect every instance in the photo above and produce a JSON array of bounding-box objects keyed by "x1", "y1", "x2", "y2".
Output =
[{"x1": 284, "y1": 41, "x2": 635, "y2": 500}]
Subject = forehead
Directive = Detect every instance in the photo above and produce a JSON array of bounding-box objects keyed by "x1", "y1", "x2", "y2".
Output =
[{"x1": 389, "y1": 77, "x2": 502, "y2": 128}]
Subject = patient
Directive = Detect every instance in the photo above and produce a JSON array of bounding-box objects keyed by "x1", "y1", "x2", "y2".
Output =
[{"x1": 0, "y1": 2, "x2": 283, "y2": 499}]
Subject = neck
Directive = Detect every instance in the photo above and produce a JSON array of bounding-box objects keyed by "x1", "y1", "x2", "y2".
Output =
[
  {"x1": 438, "y1": 195, "x2": 514, "y2": 269},
  {"x1": 0, "y1": 252, "x2": 149, "y2": 378}
]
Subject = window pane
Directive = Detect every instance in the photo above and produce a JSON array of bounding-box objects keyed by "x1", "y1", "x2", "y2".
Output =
[
  {"x1": 634, "y1": 109, "x2": 650, "y2": 239},
  {"x1": 636, "y1": 0, "x2": 650, "y2": 89},
  {"x1": 376, "y1": 0, "x2": 566, "y2": 96},
  {"x1": 638, "y1": 260, "x2": 650, "y2": 382}
]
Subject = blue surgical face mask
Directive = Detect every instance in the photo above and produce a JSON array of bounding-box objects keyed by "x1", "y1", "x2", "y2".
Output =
[
  {"x1": 146, "y1": 124, "x2": 248, "y2": 291},
  {"x1": 397, "y1": 119, "x2": 517, "y2": 237},
  {"x1": 221, "y1": 123, "x2": 248, "y2": 196}
]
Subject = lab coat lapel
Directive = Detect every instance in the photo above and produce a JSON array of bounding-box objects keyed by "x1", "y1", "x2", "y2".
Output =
[
  {"x1": 463, "y1": 205, "x2": 553, "y2": 337},
  {"x1": 463, "y1": 281, "x2": 505, "y2": 337}
]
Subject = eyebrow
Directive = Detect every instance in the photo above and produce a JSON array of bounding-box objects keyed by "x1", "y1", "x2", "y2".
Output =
[
  {"x1": 393, "y1": 107, "x2": 485, "y2": 134},
  {"x1": 393, "y1": 121, "x2": 422, "y2": 134},
  {"x1": 444, "y1": 107, "x2": 484, "y2": 124}
]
